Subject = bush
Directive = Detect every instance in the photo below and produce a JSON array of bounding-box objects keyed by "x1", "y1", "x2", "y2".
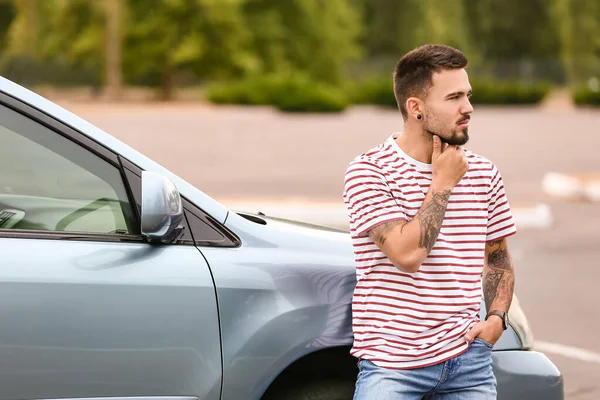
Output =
[
  {"x1": 205, "y1": 75, "x2": 279, "y2": 106},
  {"x1": 469, "y1": 79, "x2": 551, "y2": 105},
  {"x1": 347, "y1": 76, "x2": 397, "y2": 108},
  {"x1": 206, "y1": 74, "x2": 553, "y2": 111},
  {"x1": 0, "y1": 54, "x2": 99, "y2": 87},
  {"x1": 205, "y1": 73, "x2": 349, "y2": 113},
  {"x1": 270, "y1": 75, "x2": 348, "y2": 113},
  {"x1": 346, "y1": 76, "x2": 552, "y2": 107},
  {"x1": 572, "y1": 86, "x2": 600, "y2": 106}
]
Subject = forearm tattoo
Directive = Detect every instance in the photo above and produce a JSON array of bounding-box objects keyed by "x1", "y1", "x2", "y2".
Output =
[
  {"x1": 417, "y1": 189, "x2": 451, "y2": 252},
  {"x1": 367, "y1": 189, "x2": 449, "y2": 251},
  {"x1": 368, "y1": 220, "x2": 406, "y2": 245},
  {"x1": 483, "y1": 239, "x2": 515, "y2": 312}
]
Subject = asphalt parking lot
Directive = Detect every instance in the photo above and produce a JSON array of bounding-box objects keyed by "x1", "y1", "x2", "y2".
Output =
[{"x1": 63, "y1": 100, "x2": 600, "y2": 399}]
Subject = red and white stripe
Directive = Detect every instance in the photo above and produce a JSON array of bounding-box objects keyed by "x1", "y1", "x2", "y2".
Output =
[{"x1": 343, "y1": 134, "x2": 516, "y2": 370}]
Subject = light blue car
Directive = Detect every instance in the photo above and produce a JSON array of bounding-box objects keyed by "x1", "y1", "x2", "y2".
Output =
[{"x1": 0, "y1": 77, "x2": 563, "y2": 400}]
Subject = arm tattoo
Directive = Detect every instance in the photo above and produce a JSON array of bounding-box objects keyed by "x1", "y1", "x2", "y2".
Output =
[
  {"x1": 483, "y1": 239, "x2": 515, "y2": 312},
  {"x1": 367, "y1": 188, "x2": 449, "y2": 250},
  {"x1": 368, "y1": 220, "x2": 406, "y2": 246},
  {"x1": 417, "y1": 189, "x2": 451, "y2": 252}
]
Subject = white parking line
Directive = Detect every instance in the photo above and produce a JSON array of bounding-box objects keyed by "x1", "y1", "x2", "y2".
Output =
[
  {"x1": 535, "y1": 341, "x2": 600, "y2": 364},
  {"x1": 222, "y1": 200, "x2": 553, "y2": 230}
]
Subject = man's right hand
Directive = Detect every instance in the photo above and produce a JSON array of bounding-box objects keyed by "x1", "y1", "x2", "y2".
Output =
[{"x1": 431, "y1": 135, "x2": 469, "y2": 189}]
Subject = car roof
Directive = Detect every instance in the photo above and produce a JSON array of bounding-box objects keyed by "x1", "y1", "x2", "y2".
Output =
[{"x1": 0, "y1": 76, "x2": 229, "y2": 223}]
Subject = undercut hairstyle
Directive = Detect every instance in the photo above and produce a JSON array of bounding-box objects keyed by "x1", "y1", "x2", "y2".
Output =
[{"x1": 393, "y1": 44, "x2": 468, "y2": 120}]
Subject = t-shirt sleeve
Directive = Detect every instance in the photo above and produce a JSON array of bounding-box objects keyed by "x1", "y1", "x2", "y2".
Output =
[
  {"x1": 343, "y1": 159, "x2": 408, "y2": 237},
  {"x1": 486, "y1": 164, "x2": 517, "y2": 241}
]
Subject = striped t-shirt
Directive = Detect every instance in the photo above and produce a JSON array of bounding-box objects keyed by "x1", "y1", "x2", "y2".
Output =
[{"x1": 343, "y1": 133, "x2": 517, "y2": 370}]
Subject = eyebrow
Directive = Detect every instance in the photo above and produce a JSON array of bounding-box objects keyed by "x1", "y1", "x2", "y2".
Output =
[{"x1": 446, "y1": 90, "x2": 472, "y2": 98}]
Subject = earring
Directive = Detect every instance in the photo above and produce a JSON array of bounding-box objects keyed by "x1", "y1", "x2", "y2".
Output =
[{"x1": 417, "y1": 114, "x2": 422, "y2": 120}]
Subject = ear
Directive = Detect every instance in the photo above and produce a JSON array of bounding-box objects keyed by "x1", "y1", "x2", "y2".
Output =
[{"x1": 406, "y1": 97, "x2": 423, "y2": 120}]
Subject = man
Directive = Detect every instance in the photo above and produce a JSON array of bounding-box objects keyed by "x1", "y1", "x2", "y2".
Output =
[{"x1": 343, "y1": 44, "x2": 516, "y2": 399}]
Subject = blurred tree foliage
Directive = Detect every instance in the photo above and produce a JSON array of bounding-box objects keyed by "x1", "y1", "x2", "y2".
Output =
[
  {"x1": 465, "y1": 0, "x2": 560, "y2": 61},
  {"x1": 0, "y1": 0, "x2": 15, "y2": 55},
  {"x1": 359, "y1": 0, "x2": 421, "y2": 56},
  {"x1": 42, "y1": 0, "x2": 105, "y2": 81},
  {"x1": 243, "y1": 0, "x2": 362, "y2": 84},
  {"x1": 417, "y1": 0, "x2": 474, "y2": 56},
  {"x1": 464, "y1": 0, "x2": 563, "y2": 82},
  {"x1": 123, "y1": 0, "x2": 256, "y2": 99},
  {"x1": 552, "y1": 0, "x2": 600, "y2": 84},
  {"x1": 0, "y1": 0, "x2": 598, "y2": 98},
  {"x1": 358, "y1": 0, "x2": 473, "y2": 61}
]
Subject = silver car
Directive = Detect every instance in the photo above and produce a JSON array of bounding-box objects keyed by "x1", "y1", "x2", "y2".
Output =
[{"x1": 0, "y1": 77, "x2": 563, "y2": 400}]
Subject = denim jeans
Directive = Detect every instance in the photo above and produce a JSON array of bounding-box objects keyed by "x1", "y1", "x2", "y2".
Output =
[{"x1": 353, "y1": 338, "x2": 497, "y2": 400}]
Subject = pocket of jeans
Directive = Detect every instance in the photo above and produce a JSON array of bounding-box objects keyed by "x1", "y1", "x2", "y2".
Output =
[
  {"x1": 358, "y1": 358, "x2": 376, "y2": 372},
  {"x1": 474, "y1": 337, "x2": 494, "y2": 348}
]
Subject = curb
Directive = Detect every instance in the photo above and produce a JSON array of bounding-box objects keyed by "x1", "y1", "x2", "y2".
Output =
[
  {"x1": 220, "y1": 199, "x2": 553, "y2": 230},
  {"x1": 542, "y1": 172, "x2": 600, "y2": 202}
]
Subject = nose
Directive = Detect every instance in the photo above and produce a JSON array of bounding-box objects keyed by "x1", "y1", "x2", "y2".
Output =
[{"x1": 462, "y1": 97, "x2": 474, "y2": 115}]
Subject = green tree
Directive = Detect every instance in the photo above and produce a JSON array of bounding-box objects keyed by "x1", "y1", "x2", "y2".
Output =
[
  {"x1": 0, "y1": 0, "x2": 15, "y2": 54},
  {"x1": 243, "y1": 0, "x2": 362, "y2": 83},
  {"x1": 42, "y1": 0, "x2": 105, "y2": 84},
  {"x1": 359, "y1": 0, "x2": 423, "y2": 57},
  {"x1": 242, "y1": 0, "x2": 290, "y2": 74},
  {"x1": 358, "y1": 0, "x2": 476, "y2": 75},
  {"x1": 552, "y1": 0, "x2": 600, "y2": 85},
  {"x1": 105, "y1": 0, "x2": 123, "y2": 99},
  {"x1": 416, "y1": 0, "x2": 474, "y2": 54},
  {"x1": 5, "y1": 0, "x2": 45, "y2": 57},
  {"x1": 124, "y1": 0, "x2": 257, "y2": 100},
  {"x1": 4, "y1": 0, "x2": 362, "y2": 96},
  {"x1": 465, "y1": 0, "x2": 559, "y2": 60},
  {"x1": 464, "y1": 0, "x2": 562, "y2": 82},
  {"x1": 1, "y1": 0, "x2": 79, "y2": 86}
]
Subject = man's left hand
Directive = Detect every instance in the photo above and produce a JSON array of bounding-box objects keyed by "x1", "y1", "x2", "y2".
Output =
[{"x1": 463, "y1": 317, "x2": 504, "y2": 345}]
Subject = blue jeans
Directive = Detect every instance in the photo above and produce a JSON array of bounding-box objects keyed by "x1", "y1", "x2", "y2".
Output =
[{"x1": 353, "y1": 338, "x2": 497, "y2": 400}]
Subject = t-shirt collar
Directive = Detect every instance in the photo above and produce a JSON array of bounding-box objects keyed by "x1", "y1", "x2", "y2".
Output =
[{"x1": 388, "y1": 132, "x2": 433, "y2": 172}]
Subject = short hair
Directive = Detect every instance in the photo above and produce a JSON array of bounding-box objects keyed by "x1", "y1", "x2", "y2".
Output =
[{"x1": 393, "y1": 44, "x2": 468, "y2": 120}]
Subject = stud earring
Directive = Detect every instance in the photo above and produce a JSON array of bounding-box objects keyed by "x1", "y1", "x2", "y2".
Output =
[{"x1": 417, "y1": 114, "x2": 422, "y2": 120}]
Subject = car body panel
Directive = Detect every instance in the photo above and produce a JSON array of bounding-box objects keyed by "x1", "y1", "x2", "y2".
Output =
[
  {"x1": 205, "y1": 211, "x2": 355, "y2": 399},
  {"x1": 0, "y1": 237, "x2": 222, "y2": 400},
  {"x1": 494, "y1": 351, "x2": 563, "y2": 400}
]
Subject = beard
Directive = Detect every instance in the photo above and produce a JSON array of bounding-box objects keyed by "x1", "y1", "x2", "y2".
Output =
[
  {"x1": 425, "y1": 127, "x2": 469, "y2": 146},
  {"x1": 422, "y1": 109, "x2": 470, "y2": 145}
]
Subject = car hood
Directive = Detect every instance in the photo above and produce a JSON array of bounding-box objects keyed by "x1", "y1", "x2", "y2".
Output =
[
  {"x1": 225, "y1": 210, "x2": 354, "y2": 263},
  {"x1": 253, "y1": 213, "x2": 349, "y2": 234}
]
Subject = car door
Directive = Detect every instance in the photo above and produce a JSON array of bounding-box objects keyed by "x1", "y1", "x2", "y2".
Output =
[{"x1": 0, "y1": 97, "x2": 222, "y2": 400}]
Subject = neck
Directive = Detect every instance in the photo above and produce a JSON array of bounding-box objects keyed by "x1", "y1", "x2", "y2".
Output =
[{"x1": 396, "y1": 121, "x2": 434, "y2": 164}]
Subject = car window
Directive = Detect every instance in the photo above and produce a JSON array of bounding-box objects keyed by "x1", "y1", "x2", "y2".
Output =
[{"x1": 0, "y1": 105, "x2": 136, "y2": 234}]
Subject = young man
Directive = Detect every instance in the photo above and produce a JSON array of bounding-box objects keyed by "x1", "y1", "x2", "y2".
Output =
[{"x1": 343, "y1": 44, "x2": 516, "y2": 399}]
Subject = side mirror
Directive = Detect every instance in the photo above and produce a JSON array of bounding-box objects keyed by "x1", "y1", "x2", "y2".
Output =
[{"x1": 141, "y1": 171, "x2": 184, "y2": 243}]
